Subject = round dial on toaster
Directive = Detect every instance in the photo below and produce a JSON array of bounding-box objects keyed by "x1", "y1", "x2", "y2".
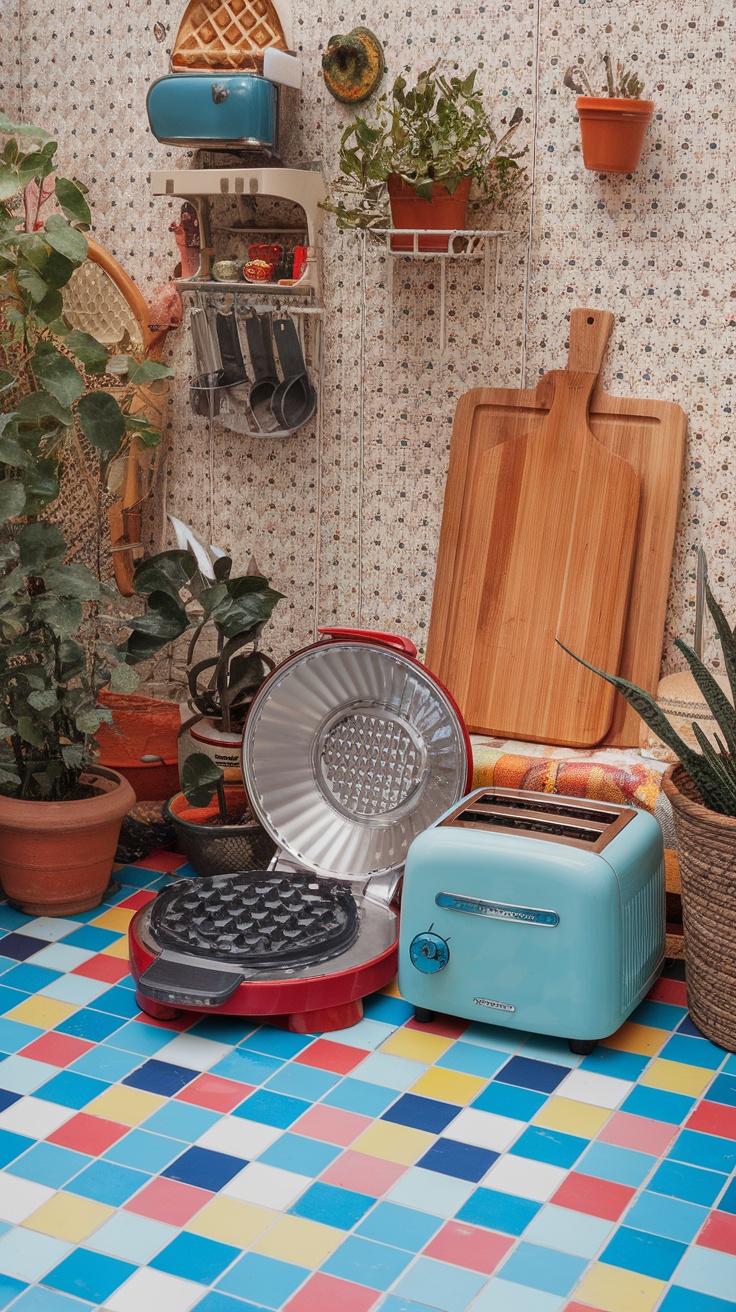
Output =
[{"x1": 409, "y1": 930, "x2": 450, "y2": 973}]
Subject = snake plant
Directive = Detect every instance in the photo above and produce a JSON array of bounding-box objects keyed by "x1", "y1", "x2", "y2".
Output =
[{"x1": 558, "y1": 570, "x2": 736, "y2": 817}]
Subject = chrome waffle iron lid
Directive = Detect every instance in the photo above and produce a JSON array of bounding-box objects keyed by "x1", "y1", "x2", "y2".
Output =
[{"x1": 242, "y1": 628, "x2": 472, "y2": 882}]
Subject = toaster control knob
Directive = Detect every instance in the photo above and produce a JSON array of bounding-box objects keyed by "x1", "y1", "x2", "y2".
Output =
[{"x1": 409, "y1": 931, "x2": 449, "y2": 973}]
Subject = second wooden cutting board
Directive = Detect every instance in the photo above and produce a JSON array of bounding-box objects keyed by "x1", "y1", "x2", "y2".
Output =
[{"x1": 428, "y1": 310, "x2": 641, "y2": 747}]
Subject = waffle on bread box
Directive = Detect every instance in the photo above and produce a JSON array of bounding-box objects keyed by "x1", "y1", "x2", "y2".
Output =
[{"x1": 172, "y1": 0, "x2": 287, "y2": 71}]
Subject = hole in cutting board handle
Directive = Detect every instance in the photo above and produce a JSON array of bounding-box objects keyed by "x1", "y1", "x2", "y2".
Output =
[{"x1": 587, "y1": 316, "x2": 595, "y2": 324}]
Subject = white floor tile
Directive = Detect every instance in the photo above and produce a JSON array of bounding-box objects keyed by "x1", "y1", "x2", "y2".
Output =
[
  {"x1": 387, "y1": 1166, "x2": 476, "y2": 1217},
  {"x1": 223, "y1": 1161, "x2": 311, "y2": 1209},
  {"x1": 443, "y1": 1107, "x2": 527, "y2": 1152},
  {"x1": 196, "y1": 1116, "x2": 282, "y2": 1160},
  {"x1": 0, "y1": 1173, "x2": 55, "y2": 1223},
  {"x1": 326, "y1": 1018, "x2": 396, "y2": 1050},
  {"x1": 0, "y1": 1096, "x2": 75, "y2": 1140},
  {"x1": 482, "y1": 1154, "x2": 568, "y2": 1201},
  {"x1": 16, "y1": 917, "x2": 80, "y2": 942},
  {"x1": 152, "y1": 1033, "x2": 232, "y2": 1071},
  {"x1": 351, "y1": 1052, "x2": 428, "y2": 1091},
  {"x1": 558, "y1": 1068, "x2": 633, "y2": 1109},
  {"x1": 106, "y1": 1266, "x2": 207, "y2": 1312}
]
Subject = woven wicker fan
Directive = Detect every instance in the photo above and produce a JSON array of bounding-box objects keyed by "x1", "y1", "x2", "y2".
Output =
[
  {"x1": 171, "y1": 0, "x2": 287, "y2": 71},
  {"x1": 61, "y1": 240, "x2": 173, "y2": 597}
]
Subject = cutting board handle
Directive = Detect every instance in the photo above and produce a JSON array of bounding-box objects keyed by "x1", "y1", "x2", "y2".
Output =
[{"x1": 567, "y1": 308, "x2": 614, "y2": 376}]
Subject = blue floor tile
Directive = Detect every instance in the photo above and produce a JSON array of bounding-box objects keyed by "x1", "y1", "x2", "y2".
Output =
[
  {"x1": 512, "y1": 1126, "x2": 587, "y2": 1170},
  {"x1": 123, "y1": 1058, "x2": 198, "y2": 1097},
  {"x1": 677, "y1": 1015, "x2": 710, "y2": 1038},
  {"x1": 650, "y1": 1159, "x2": 728, "y2": 1207},
  {"x1": 625, "y1": 1189, "x2": 709, "y2": 1243},
  {"x1": 264, "y1": 1062, "x2": 338, "y2": 1102},
  {"x1": 632, "y1": 1000, "x2": 688, "y2": 1030},
  {"x1": 660, "y1": 1288, "x2": 736, "y2": 1312},
  {"x1": 91, "y1": 986, "x2": 144, "y2": 1019},
  {"x1": 0, "y1": 1019, "x2": 43, "y2": 1053},
  {"x1": 673, "y1": 1245, "x2": 736, "y2": 1302},
  {"x1": 494, "y1": 1056, "x2": 568, "y2": 1094},
  {"x1": 659, "y1": 1035, "x2": 727, "y2": 1071},
  {"x1": 0, "y1": 964, "x2": 61, "y2": 993},
  {"x1": 193, "y1": 1294, "x2": 269, "y2": 1312},
  {"x1": 55, "y1": 1009, "x2": 124, "y2": 1043},
  {"x1": 472, "y1": 1081, "x2": 547, "y2": 1121},
  {"x1": 69, "y1": 1045, "x2": 143, "y2": 1083},
  {"x1": 10, "y1": 1290, "x2": 92, "y2": 1312},
  {"x1": 67, "y1": 1159, "x2": 148, "y2": 1206},
  {"x1": 602, "y1": 1224, "x2": 687, "y2": 1280},
  {"x1": 355, "y1": 1201, "x2": 441, "y2": 1251},
  {"x1": 163, "y1": 1146, "x2": 246, "y2": 1191},
  {"x1": 0, "y1": 1056, "x2": 49, "y2": 1094},
  {"x1": 142, "y1": 1101, "x2": 219, "y2": 1142},
  {"x1": 37, "y1": 1071, "x2": 108, "y2": 1110},
  {"x1": 321, "y1": 1235, "x2": 413, "y2": 1291},
  {"x1": 392, "y1": 1255, "x2": 487, "y2": 1311},
  {"x1": 499, "y1": 1241, "x2": 587, "y2": 1295},
  {"x1": 578, "y1": 1141, "x2": 657, "y2": 1187},
  {"x1": 150, "y1": 1232, "x2": 240, "y2": 1283},
  {"x1": 289, "y1": 1181, "x2": 375, "y2": 1228},
  {"x1": 104, "y1": 1020, "x2": 176, "y2": 1057},
  {"x1": 417, "y1": 1136, "x2": 498, "y2": 1182},
  {"x1": 233, "y1": 1089, "x2": 310, "y2": 1129},
  {"x1": 8, "y1": 1143, "x2": 90, "y2": 1189},
  {"x1": 436, "y1": 1042, "x2": 509, "y2": 1079},
  {"x1": 0, "y1": 934, "x2": 48, "y2": 962},
  {"x1": 216, "y1": 1252, "x2": 308, "y2": 1307},
  {"x1": 259, "y1": 1132, "x2": 340, "y2": 1177},
  {"x1": 0, "y1": 1092, "x2": 19, "y2": 1114},
  {"x1": 322, "y1": 1078, "x2": 398, "y2": 1118},
  {"x1": 717, "y1": 1178, "x2": 736, "y2": 1214},
  {"x1": 209, "y1": 1048, "x2": 284, "y2": 1086},
  {"x1": 0, "y1": 1130, "x2": 33, "y2": 1169},
  {"x1": 240, "y1": 1027, "x2": 314, "y2": 1059},
  {"x1": 0, "y1": 987, "x2": 32, "y2": 1015},
  {"x1": 103, "y1": 1128, "x2": 184, "y2": 1174},
  {"x1": 622, "y1": 1085, "x2": 696, "y2": 1125},
  {"x1": 362, "y1": 995, "x2": 415, "y2": 1026},
  {"x1": 457, "y1": 1186, "x2": 540, "y2": 1236},
  {"x1": 705, "y1": 1074, "x2": 736, "y2": 1109},
  {"x1": 60, "y1": 927, "x2": 120, "y2": 953},
  {"x1": 382, "y1": 1093, "x2": 460, "y2": 1135},
  {"x1": 43, "y1": 1249, "x2": 135, "y2": 1303},
  {"x1": 668, "y1": 1129, "x2": 736, "y2": 1174},
  {"x1": 579, "y1": 1047, "x2": 649, "y2": 1080},
  {"x1": 0, "y1": 1275, "x2": 25, "y2": 1310}
]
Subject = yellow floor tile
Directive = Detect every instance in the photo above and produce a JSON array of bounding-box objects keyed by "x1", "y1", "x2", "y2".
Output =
[
  {"x1": 253, "y1": 1214, "x2": 343, "y2": 1267},
  {"x1": 24, "y1": 1193, "x2": 114, "y2": 1242},
  {"x1": 352, "y1": 1119, "x2": 434, "y2": 1166},
  {"x1": 533, "y1": 1096, "x2": 611, "y2": 1138},
  {"x1": 381, "y1": 978, "x2": 402, "y2": 998},
  {"x1": 380, "y1": 1028, "x2": 453, "y2": 1063},
  {"x1": 85, "y1": 1085, "x2": 164, "y2": 1126},
  {"x1": 574, "y1": 1263, "x2": 665, "y2": 1312},
  {"x1": 100, "y1": 935, "x2": 130, "y2": 959},
  {"x1": 186, "y1": 1197, "x2": 277, "y2": 1247},
  {"x1": 641, "y1": 1058, "x2": 714, "y2": 1097},
  {"x1": 410, "y1": 1066, "x2": 486, "y2": 1106},
  {"x1": 4, "y1": 996, "x2": 78, "y2": 1029},
  {"x1": 91, "y1": 907, "x2": 136, "y2": 932},
  {"x1": 600, "y1": 1022, "x2": 668, "y2": 1057}
]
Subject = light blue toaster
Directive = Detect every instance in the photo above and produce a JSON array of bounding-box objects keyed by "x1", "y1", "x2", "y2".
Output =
[{"x1": 398, "y1": 786, "x2": 665, "y2": 1053}]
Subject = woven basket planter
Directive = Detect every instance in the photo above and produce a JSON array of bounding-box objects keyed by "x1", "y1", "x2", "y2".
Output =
[{"x1": 662, "y1": 763, "x2": 736, "y2": 1051}]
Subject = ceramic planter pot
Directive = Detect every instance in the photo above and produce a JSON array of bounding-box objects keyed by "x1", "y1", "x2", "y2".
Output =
[
  {"x1": 178, "y1": 712, "x2": 244, "y2": 786},
  {"x1": 0, "y1": 767, "x2": 135, "y2": 916},
  {"x1": 166, "y1": 786, "x2": 276, "y2": 877},
  {"x1": 662, "y1": 764, "x2": 736, "y2": 1052},
  {"x1": 94, "y1": 691, "x2": 181, "y2": 802},
  {"x1": 576, "y1": 97, "x2": 654, "y2": 173},
  {"x1": 387, "y1": 175, "x2": 472, "y2": 252}
]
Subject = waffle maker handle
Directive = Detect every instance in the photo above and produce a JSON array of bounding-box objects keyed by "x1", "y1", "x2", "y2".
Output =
[{"x1": 318, "y1": 626, "x2": 418, "y2": 658}]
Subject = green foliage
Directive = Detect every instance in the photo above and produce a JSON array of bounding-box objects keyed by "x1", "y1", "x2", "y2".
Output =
[
  {"x1": 564, "y1": 51, "x2": 645, "y2": 100},
  {"x1": 324, "y1": 63, "x2": 527, "y2": 232},
  {"x1": 0, "y1": 117, "x2": 175, "y2": 801},
  {"x1": 180, "y1": 752, "x2": 226, "y2": 819},
  {"x1": 124, "y1": 548, "x2": 284, "y2": 734},
  {"x1": 558, "y1": 565, "x2": 736, "y2": 817}
]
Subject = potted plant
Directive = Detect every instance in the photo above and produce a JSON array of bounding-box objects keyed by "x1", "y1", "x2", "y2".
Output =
[
  {"x1": 558, "y1": 567, "x2": 736, "y2": 1051},
  {"x1": 564, "y1": 52, "x2": 653, "y2": 174},
  {"x1": 166, "y1": 752, "x2": 276, "y2": 876},
  {"x1": 0, "y1": 114, "x2": 171, "y2": 914},
  {"x1": 324, "y1": 62, "x2": 527, "y2": 251},
  {"x1": 121, "y1": 520, "x2": 284, "y2": 783}
]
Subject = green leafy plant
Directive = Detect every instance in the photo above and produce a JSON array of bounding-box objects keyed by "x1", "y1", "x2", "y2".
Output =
[
  {"x1": 324, "y1": 63, "x2": 527, "y2": 232},
  {"x1": 180, "y1": 752, "x2": 228, "y2": 821},
  {"x1": 122, "y1": 536, "x2": 284, "y2": 736},
  {"x1": 564, "y1": 52, "x2": 645, "y2": 100},
  {"x1": 0, "y1": 114, "x2": 173, "y2": 801},
  {"x1": 558, "y1": 567, "x2": 736, "y2": 818}
]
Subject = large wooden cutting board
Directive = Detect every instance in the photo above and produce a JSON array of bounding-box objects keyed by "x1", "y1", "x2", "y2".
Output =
[{"x1": 427, "y1": 309, "x2": 686, "y2": 747}]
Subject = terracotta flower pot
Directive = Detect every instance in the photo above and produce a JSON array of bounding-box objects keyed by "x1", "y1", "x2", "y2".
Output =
[
  {"x1": 661, "y1": 764, "x2": 736, "y2": 1052},
  {"x1": 576, "y1": 96, "x2": 654, "y2": 173},
  {"x1": 0, "y1": 767, "x2": 135, "y2": 916},
  {"x1": 387, "y1": 175, "x2": 472, "y2": 252}
]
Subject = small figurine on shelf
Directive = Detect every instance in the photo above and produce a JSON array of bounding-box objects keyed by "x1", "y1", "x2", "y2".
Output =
[{"x1": 170, "y1": 201, "x2": 201, "y2": 278}]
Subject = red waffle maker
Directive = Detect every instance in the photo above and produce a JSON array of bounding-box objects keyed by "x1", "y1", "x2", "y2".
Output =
[{"x1": 129, "y1": 628, "x2": 471, "y2": 1032}]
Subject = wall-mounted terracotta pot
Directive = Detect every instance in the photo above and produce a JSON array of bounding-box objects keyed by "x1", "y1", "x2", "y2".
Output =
[
  {"x1": 0, "y1": 767, "x2": 135, "y2": 916},
  {"x1": 387, "y1": 175, "x2": 471, "y2": 252},
  {"x1": 576, "y1": 96, "x2": 654, "y2": 173}
]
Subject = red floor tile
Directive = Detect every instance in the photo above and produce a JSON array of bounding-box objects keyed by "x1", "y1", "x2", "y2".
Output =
[
  {"x1": 72, "y1": 954, "x2": 130, "y2": 983},
  {"x1": 320, "y1": 1149, "x2": 407, "y2": 1196},
  {"x1": 686, "y1": 1101, "x2": 736, "y2": 1141},
  {"x1": 133, "y1": 849, "x2": 187, "y2": 872},
  {"x1": 119, "y1": 890, "x2": 157, "y2": 910},
  {"x1": 47, "y1": 1112, "x2": 129, "y2": 1155},
  {"x1": 424, "y1": 1220, "x2": 513, "y2": 1274},
  {"x1": 295, "y1": 1039, "x2": 369, "y2": 1075},
  {"x1": 696, "y1": 1209, "x2": 736, "y2": 1256},
  {"x1": 19, "y1": 1032, "x2": 94, "y2": 1069},
  {"x1": 176, "y1": 1073, "x2": 253, "y2": 1113},
  {"x1": 565, "y1": 1303, "x2": 606, "y2": 1311},
  {"x1": 405, "y1": 1014, "x2": 469, "y2": 1039},
  {"x1": 551, "y1": 1172, "x2": 636, "y2": 1221},
  {"x1": 285, "y1": 1272, "x2": 378, "y2": 1312},
  {"x1": 598, "y1": 1111, "x2": 677, "y2": 1156},
  {"x1": 124, "y1": 1176, "x2": 213, "y2": 1225},
  {"x1": 647, "y1": 977, "x2": 688, "y2": 1007},
  {"x1": 293, "y1": 1104, "x2": 372, "y2": 1147}
]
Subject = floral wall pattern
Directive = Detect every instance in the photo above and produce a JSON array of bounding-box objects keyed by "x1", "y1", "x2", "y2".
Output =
[{"x1": 6, "y1": 0, "x2": 731, "y2": 684}]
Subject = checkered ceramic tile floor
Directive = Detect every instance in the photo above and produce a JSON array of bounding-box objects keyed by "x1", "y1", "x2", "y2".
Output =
[{"x1": 0, "y1": 853, "x2": 735, "y2": 1312}]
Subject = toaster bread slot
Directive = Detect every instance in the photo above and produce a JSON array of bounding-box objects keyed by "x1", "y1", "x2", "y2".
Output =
[{"x1": 440, "y1": 789, "x2": 634, "y2": 852}]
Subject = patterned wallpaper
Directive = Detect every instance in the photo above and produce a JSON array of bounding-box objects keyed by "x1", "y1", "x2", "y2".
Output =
[{"x1": 7, "y1": 0, "x2": 731, "y2": 685}]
